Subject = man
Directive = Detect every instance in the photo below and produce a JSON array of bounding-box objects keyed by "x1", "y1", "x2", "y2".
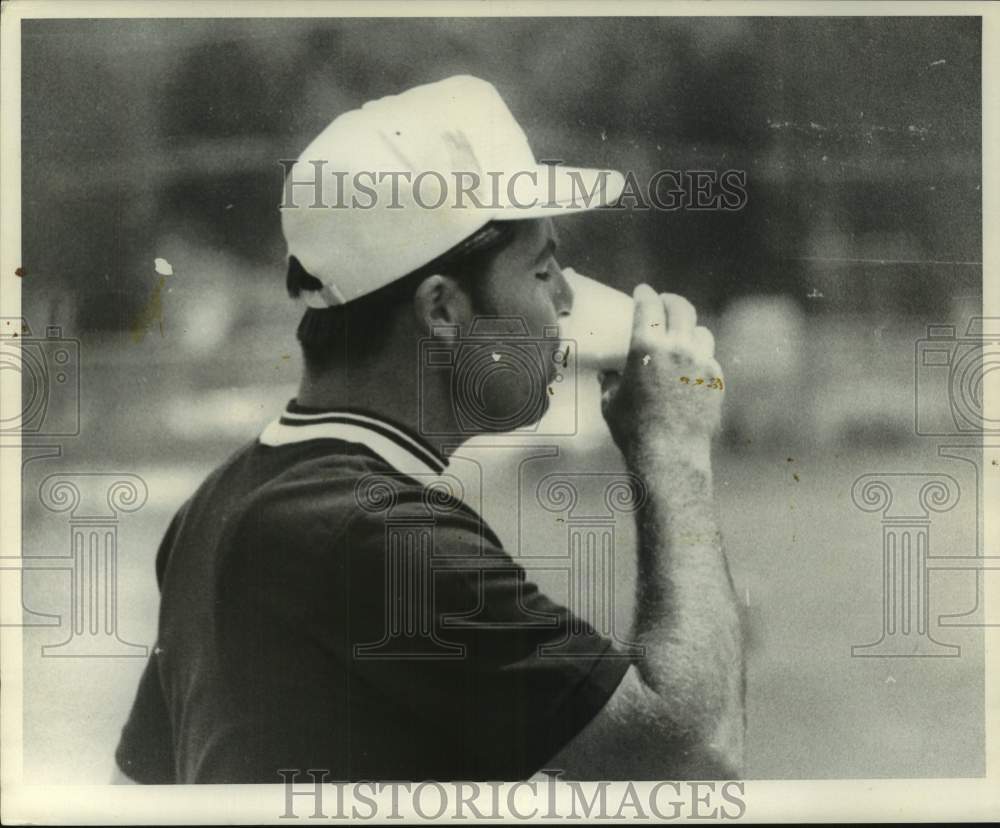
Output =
[{"x1": 114, "y1": 75, "x2": 744, "y2": 783}]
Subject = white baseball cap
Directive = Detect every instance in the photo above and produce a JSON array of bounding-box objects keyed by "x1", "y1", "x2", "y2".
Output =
[{"x1": 280, "y1": 75, "x2": 625, "y2": 307}]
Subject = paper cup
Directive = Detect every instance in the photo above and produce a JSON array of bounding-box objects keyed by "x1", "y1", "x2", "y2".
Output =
[{"x1": 560, "y1": 267, "x2": 634, "y2": 372}]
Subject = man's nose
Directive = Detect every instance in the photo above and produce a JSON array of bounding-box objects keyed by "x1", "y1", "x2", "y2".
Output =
[{"x1": 552, "y1": 266, "x2": 574, "y2": 317}]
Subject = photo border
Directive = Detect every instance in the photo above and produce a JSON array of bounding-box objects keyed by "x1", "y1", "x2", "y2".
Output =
[{"x1": 1, "y1": 0, "x2": 997, "y2": 822}]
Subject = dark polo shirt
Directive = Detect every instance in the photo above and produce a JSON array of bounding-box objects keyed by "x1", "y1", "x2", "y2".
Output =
[{"x1": 115, "y1": 401, "x2": 629, "y2": 783}]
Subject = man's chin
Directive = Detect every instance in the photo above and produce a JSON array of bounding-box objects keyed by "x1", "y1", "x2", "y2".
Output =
[{"x1": 474, "y1": 394, "x2": 549, "y2": 433}]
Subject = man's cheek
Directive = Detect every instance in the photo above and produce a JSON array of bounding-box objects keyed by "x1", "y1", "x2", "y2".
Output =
[{"x1": 478, "y1": 362, "x2": 549, "y2": 430}]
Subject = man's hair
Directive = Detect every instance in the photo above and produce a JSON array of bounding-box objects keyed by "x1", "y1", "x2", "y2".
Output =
[{"x1": 287, "y1": 220, "x2": 518, "y2": 371}]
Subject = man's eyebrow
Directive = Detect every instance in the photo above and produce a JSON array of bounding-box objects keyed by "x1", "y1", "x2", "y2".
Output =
[{"x1": 533, "y1": 237, "x2": 558, "y2": 266}]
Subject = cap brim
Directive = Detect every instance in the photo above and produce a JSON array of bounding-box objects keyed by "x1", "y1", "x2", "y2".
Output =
[{"x1": 492, "y1": 166, "x2": 625, "y2": 218}]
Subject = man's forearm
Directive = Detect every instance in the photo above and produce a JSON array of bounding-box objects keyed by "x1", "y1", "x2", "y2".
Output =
[{"x1": 629, "y1": 442, "x2": 745, "y2": 770}]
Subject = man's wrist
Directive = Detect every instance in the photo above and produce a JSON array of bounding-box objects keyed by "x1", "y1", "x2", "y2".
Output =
[{"x1": 627, "y1": 432, "x2": 714, "y2": 480}]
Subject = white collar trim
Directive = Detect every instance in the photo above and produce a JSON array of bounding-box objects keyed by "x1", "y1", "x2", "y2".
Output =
[{"x1": 259, "y1": 408, "x2": 446, "y2": 481}]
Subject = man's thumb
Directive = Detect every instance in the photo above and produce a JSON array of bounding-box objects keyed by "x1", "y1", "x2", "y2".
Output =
[{"x1": 599, "y1": 370, "x2": 622, "y2": 411}]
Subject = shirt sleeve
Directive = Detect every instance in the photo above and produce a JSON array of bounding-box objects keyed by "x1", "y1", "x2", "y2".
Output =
[
  {"x1": 345, "y1": 488, "x2": 632, "y2": 779},
  {"x1": 114, "y1": 508, "x2": 184, "y2": 783},
  {"x1": 114, "y1": 649, "x2": 175, "y2": 783}
]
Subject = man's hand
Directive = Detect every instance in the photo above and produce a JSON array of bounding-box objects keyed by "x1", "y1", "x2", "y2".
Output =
[
  {"x1": 599, "y1": 284, "x2": 723, "y2": 472},
  {"x1": 548, "y1": 282, "x2": 745, "y2": 780}
]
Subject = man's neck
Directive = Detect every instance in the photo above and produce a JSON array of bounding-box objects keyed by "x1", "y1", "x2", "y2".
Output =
[{"x1": 295, "y1": 352, "x2": 463, "y2": 457}]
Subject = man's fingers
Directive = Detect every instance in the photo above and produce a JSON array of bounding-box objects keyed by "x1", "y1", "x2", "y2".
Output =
[
  {"x1": 692, "y1": 326, "x2": 715, "y2": 361},
  {"x1": 705, "y1": 357, "x2": 724, "y2": 384},
  {"x1": 631, "y1": 283, "x2": 666, "y2": 344},
  {"x1": 662, "y1": 293, "x2": 697, "y2": 336},
  {"x1": 629, "y1": 288, "x2": 714, "y2": 371}
]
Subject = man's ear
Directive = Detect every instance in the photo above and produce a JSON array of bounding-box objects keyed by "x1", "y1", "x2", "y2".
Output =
[{"x1": 412, "y1": 273, "x2": 474, "y2": 334}]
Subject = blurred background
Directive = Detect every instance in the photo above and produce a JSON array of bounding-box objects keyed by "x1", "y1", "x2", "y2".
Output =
[{"x1": 15, "y1": 16, "x2": 987, "y2": 782}]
